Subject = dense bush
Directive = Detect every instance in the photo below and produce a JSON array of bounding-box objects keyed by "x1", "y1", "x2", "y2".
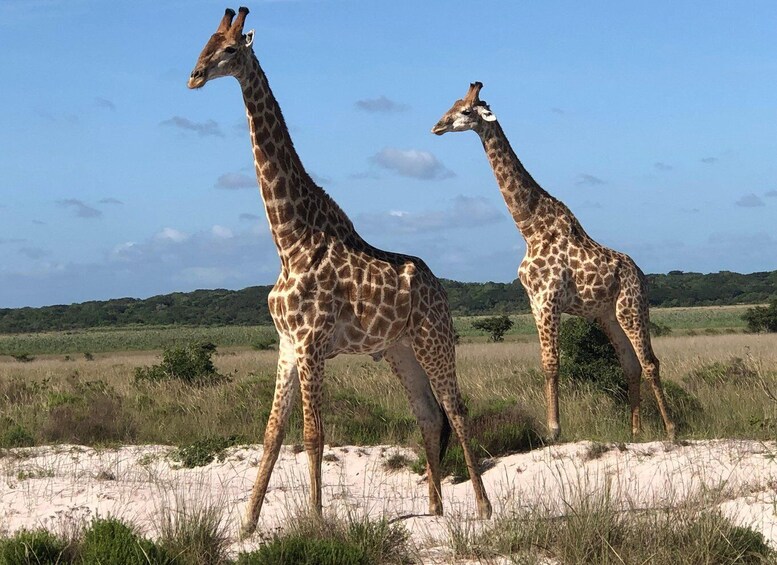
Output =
[
  {"x1": 173, "y1": 436, "x2": 243, "y2": 468},
  {"x1": 558, "y1": 317, "x2": 627, "y2": 401},
  {"x1": 472, "y1": 315, "x2": 514, "y2": 342},
  {"x1": 134, "y1": 342, "x2": 229, "y2": 386},
  {"x1": 79, "y1": 518, "x2": 172, "y2": 565},
  {"x1": 0, "y1": 529, "x2": 70, "y2": 564},
  {"x1": 743, "y1": 300, "x2": 777, "y2": 333}
]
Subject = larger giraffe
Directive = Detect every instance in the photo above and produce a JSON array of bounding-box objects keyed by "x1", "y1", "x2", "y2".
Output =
[
  {"x1": 432, "y1": 82, "x2": 675, "y2": 442},
  {"x1": 188, "y1": 9, "x2": 491, "y2": 534}
]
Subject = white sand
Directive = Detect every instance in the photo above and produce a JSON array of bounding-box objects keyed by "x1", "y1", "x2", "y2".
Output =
[{"x1": 1, "y1": 440, "x2": 776, "y2": 561}]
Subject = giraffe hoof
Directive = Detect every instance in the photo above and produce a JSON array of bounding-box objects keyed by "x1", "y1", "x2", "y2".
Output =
[
  {"x1": 240, "y1": 518, "x2": 257, "y2": 539},
  {"x1": 546, "y1": 427, "x2": 560, "y2": 443}
]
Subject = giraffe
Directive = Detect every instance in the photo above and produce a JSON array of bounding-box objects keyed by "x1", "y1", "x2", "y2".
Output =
[
  {"x1": 431, "y1": 82, "x2": 675, "y2": 442},
  {"x1": 188, "y1": 8, "x2": 492, "y2": 534}
]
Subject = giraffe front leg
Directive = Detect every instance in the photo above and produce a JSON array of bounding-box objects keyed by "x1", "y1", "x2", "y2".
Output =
[
  {"x1": 243, "y1": 335, "x2": 299, "y2": 536},
  {"x1": 535, "y1": 305, "x2": 561, "y2": 442}
]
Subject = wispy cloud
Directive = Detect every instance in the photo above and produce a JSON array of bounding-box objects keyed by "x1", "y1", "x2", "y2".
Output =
[
  {"x1": 94, "y1": 97, "x2": 116, "y2": 111},
  {"x1": 57, "y1": 199, "x2": 102, "y2": 219},
  {"x1": 0, "y1": 238, "x2": 26, "y2": 244},
  {"x1": 551, "y1": 107, "x2": 565, "y2": 115},
  {"x1": 701, "y1": 156, "x2": 718, "y2": 164},
  {"x1": 576, "y1": 174, "x2": 606, "y2": 186},
  {"x1": 19, "y1": 247, "x2": 49, "y2": 260},
  {"x1": 310, "y1": 171, "x2": 332, "y2": 186},
  {"x1": 98, "y1": 197, "x2": 123, "y2": 205},
  {"x1": 369, "y1": 147, "x2": 454, "y2": 180},
  {"x1": 160, "y1": 116, "x2": 224, "y2": 137},
  {"x1": 355, "y1": 195, "x2": 503, "y2": 234},
  {"x1": 215, "y1": 172, "x2": 255, "y2": 190},
  {"x1": 355, "y1": 95, "x2": 409, "y2": 113},
  {"x1": 735, "y1": 194, "x2": 765, "y2": 208},
  {"x1": 654, "y1": 162, "x2": 673, "y2": 171},
  {"x1": 239, "y1": 213, "x2": 262, "y2": 222},
  {"x1": 764, "y1": 190, "x2": 777, "y2": 198}
]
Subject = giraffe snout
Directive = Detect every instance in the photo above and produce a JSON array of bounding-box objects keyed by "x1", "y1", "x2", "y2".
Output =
[{"x1": 188, "y1": 69, "x2": 207, "y2": 89}]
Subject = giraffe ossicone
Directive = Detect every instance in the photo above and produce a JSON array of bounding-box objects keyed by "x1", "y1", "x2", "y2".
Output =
[
  {"x1": 433, "y1": 81, "x2": 676, "y2": 442},
  {"x1": 188, "y1": 7, "x2": 492, "y2": 535}
]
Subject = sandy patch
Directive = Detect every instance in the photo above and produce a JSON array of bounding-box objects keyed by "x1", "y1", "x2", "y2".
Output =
[{"x1": 1, "y1": 440, "x2": 776, "y2": 561}]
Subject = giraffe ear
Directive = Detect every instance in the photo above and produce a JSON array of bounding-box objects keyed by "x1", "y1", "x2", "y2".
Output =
[
  {"x1": 245, "y1": 30, "x2": 255, "y2": 47},
  {"x1": 477, "y1": 105, "x2": 497, "y2": 122}
]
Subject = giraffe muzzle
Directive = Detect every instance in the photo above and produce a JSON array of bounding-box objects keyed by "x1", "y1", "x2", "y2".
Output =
[{"x1": 188, "y1": 69, "x2": 207, "y2": 89}]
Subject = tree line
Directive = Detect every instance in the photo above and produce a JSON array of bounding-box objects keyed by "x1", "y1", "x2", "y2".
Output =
[{"x1": 1, "y1": 270, "x2": 775, "y2": 334}]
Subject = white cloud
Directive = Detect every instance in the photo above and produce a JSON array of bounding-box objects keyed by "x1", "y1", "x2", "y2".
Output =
[
  {"x1": 160, "y1": 116, "x2": 224, "y2": 137},
  {"x1": 155, "y1": 227, "x2": 189, "y2": 242},
  {"x1": 356, "y1": 195, "x2": 503, "y2": 235},
  {"x1": 369, "y1": 147, "x2": 454, "y2": 180},
  {"x1": 575, "y1": 174, "x2": 606, "y2": 186},
  {"x1": 212, "y1": 225, "x2": 234, "y2": 239}
]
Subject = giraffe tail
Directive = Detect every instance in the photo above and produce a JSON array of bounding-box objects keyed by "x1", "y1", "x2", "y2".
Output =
[{"x1": 438, "y1": 401, "x2": 452, "y2": 465}]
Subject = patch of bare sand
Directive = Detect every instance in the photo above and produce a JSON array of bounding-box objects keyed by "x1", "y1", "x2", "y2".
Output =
[{"x1": 1, "y1": 440, "x2": 776, "y2": 562}]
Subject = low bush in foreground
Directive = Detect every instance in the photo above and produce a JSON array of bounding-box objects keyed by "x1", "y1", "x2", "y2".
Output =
[{"x1": 134, "y1": 342, "x2": 230, "y2": 386}]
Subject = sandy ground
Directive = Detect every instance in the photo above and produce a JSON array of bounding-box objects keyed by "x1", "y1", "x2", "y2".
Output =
[{"x1": 1, "y1": 440, "x2": 776, "y2": 562}]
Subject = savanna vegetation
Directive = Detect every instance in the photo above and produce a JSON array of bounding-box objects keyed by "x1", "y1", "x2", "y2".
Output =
[{"x1": 1, "y1": 269, "x2": 775, "y2": 333}]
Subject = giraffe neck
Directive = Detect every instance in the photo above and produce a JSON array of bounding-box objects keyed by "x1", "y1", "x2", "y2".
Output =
[
  {"x1": 237, "y1": 53, "x2": 358, "y2": 263},
  {"x1": 477, "y1": 122, "x2": 554, "y2": 236}
]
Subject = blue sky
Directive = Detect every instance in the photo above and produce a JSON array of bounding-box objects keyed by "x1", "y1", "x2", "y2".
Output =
[{"x1": 1, "y1": 1, "x2": 776, "y2": 308}]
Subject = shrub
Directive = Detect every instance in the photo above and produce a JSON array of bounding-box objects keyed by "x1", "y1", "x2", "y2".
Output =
[
  {"x1": 157, "y1": 496, "x2": 229, "y2": 565},
  {"x1": 0, "y1": 529, "x2": 70, "y2": 564},
  {"x1": 11, "y1": 353, "x2": 35, "y2": 363},
  {"x1": 251, "y1": 334, "x2": 277, "y2": 351},
  {"x1": 41, "y1": 390, "x2": 135, "y2": 445},
  {"x1": 134, "y1": 342, "x2": 229, "y2": 386},
  {"x1": 743, "y1": 300, "x2": 777, "y2": 333},
  {"x1": 683, "y1": 357, "x2": 757, "y2": 389},
  {"x1": 79, "y1": 517, "x2": 172, "y2": 565},
  {"x1": 559, "y1": 317, "x2": 627, "y2": 401},
  {"x1": 649, "y1": 321, "x2": 672, "y2": 337},
  {"x1": 0, "y1": 424, "x2": 35, "y2": 448},
  {"x1": 472, "y1": 315, "x2": 514, "y2": 342},
  {"x1": 172, "y1": 436, "x2": 243, "y2": 468}
]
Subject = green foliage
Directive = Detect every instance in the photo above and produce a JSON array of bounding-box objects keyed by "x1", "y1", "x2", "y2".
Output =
[
  {"x1": 743, "y1": 300, "x2": 777, "y2": 333},
  {"x1": 0, "y1": 424, "x2": 35, "y2": 448},
  {"x1": 134, "y1": 342, "x2": 230, "y2": 386},
  {"x1": 79, "y1": 517, "x2": 172, "y2": 565},
  {"x1": 558, "y1": 317, "x2": 627, "y2": 401},
  {"x1": 0, "y1": 528, "x2": 69, "y2": 564},
  {"x1": 172, "y1": 436, "x2": 243, "y2": 468},
  {"x1": 11, "y1": 353, "x2": 35, "y2": 363},
  {"x1": 649, "y1": 320, "x2": 672, "y2": 336},
  {"x1": 0, "y1": 271, "x2": 775, "y2": 335},
  {"x1": 471, "y1": 315, "x2": 514, "y2": 342},
  {"x1": 413, "y1": 400, "x2": 542, "y2": 482},
  {"x1": 237, "y1": 516, "x2": 412, "y2": 565},
  {"x1": 251, "y1": 334, "x2": 277, "y2": 351},
  {"x1": 156, "y1": 497, "x2": 229, "y2": 565},
  {"x1": 325, "y1": 388, "x2": 417, "y2": 446}
]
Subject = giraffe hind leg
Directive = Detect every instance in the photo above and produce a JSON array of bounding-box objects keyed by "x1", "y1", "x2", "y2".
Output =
[
  {"x1": 598, "y1": 312, "x2": 643, "y2": 437},
  {"x1": 412, "y1": 336, "x2": 492, "y2": 520},
  {"x1": 384, "y1": 343, "x2": 449, "y2": 516},
  {"x1": 615, "y1": 304, "x2": 676, "y2": 440}
]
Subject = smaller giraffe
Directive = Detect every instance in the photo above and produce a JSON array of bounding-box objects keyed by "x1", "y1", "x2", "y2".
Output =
[{"x1": 432, "y1": 82, "x2": 675, "y2": 441}]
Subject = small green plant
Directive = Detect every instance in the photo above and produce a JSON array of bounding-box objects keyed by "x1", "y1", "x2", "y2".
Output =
[
  {"x1": 157, "y1": 495, "x2": 229, "y2": 565},
  {"x1": 134, "y1": 342, "x2": 229, "y2": 386},
  {"x1": 743, "y1": 300, "x2": 777, "y2": 333},
  {"x1": 472, "y1": 315, "x2": 514, "y2": 342},
  {"x1": 79, "y1": 517, "x2": 172, "y2": 565},
  {"x1": 237, "y1": 514, "x2": 413, "y2": 565},
  {"x1": 11, "y1": 353, "x2": 35, "y2": 363},
  {"x1": 383, "y1": 452, "x2": 413, "y2": 472},
  {"x1": 649, "y1": 320, "x2": 672, "y2": 337},
  {"x1": 0, "y1": 424, "x2": 35, "y2": 448},
  {"x1": 559, "y1": 317, "x2": 627, "y2": 401},
  {"x1": 0, "y1": 528, "x2": 70, "y2": 564},
  {"x1": 172, "y1": 436, "x2": 242, "y2": 468},
  {"x1": 251, "y1": 334, "x2": 277, "y2": 351},
  {"x1": 83, "y1": 352, "x2": 95, "y2": 361}
]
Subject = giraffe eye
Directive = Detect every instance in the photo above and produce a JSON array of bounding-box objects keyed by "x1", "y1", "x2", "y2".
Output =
[
  {"x1": 461, "y1": 109, "x2": 472, "y2": 116},
  {"x1": 224, "y1": 46, "x2": 237, "y2": 54}
]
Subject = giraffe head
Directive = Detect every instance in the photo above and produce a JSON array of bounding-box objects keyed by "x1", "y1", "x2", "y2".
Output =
[
  {"x1": 188, "y1": 7, "x2": 254, "y2": 89},
  {"x1": 431, "y1": 82, "x2": 497, "y2": 135}
]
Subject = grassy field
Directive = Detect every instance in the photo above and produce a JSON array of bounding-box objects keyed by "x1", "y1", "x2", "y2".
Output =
[{"x1": 0, "y1": 304, "x2": 756, "y2": 356}]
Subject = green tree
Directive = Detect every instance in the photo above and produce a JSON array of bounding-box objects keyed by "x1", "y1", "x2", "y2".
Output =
[
  {"x1": 743, "y1": 300, "x2": 777, "y2": 333},
  {"x1": 472, "y1": 315, "x2": 514, "y2": 342}
]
